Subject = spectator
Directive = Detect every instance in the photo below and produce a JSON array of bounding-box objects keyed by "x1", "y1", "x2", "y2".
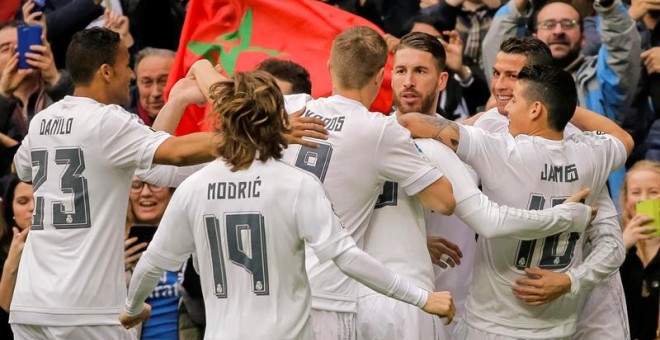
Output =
[
  {"x1": 619, "y1": 160, "x2": 660, "y2": 340},
  {"x1": 429, "y1": 0, "x2": 503, "y2": 71},
  {"x1": 128, "y1": 48, "x2": 175, "y2": 126},
  {"x1": 0, "y1": 17, "x2": 74, "y2": 177},
  {"x1": 0, "y1": 176, "x2": 32, "y2": 340},
  {"x1": 127, "y1": 177, "x2": 181, "y2": 340}
]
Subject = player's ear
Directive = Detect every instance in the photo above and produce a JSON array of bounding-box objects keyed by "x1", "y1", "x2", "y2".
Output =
[
  {"x1": 529, "y1": 101, "x2": 543, "y2": 120},
  {"x1": 99, "y1": 63, "x2": 113, "y2": 83}
]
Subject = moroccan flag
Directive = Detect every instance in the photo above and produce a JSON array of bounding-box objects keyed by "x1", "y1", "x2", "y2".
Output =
[{"x1": 166, "y1": 0, "x2": 393, "y2": 135}]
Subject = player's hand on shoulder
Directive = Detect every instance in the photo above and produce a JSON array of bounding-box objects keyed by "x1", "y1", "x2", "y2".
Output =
[
  {"x1": 285, "y1": 107, "x2": 328, "y2": 148},
  {"x1": 422, "y1": 291, "x2": 455, "y2": 324},
  {"x1": 119, "y1": 303, "x2": 152, "y2": 329}
]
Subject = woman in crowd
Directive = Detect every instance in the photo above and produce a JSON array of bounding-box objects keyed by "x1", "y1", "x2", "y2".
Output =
[
  {"x1": 619, "y1": 160, "x2": 660, "y2": 340},
  {"x1": 0, "y1": 175, "x2": 32, "y2": 340}
]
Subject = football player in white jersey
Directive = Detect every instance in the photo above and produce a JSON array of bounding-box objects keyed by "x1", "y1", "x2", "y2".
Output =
[
  {"x1": 357, "y1": 32, "x2": 595, "y2": 340},
  {"x1": 465, "y1": 37, "x2": 630, "y2": 340},
  {"x1": 398, "y1": 64, "x2": 633, "y2": 339},
  {"x1": 8, "y1": 28, "x2": 223, "y2": 340},
  {"x1": 119, "y1": 70, "x2": 456, "y2": 339}
]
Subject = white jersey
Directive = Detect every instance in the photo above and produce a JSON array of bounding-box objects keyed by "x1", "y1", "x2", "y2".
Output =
[
  {"x1": 458, "y1": 124, "x2": 627, "y2": 338},
  {"x1": 11, "y1": 96, "x2": 170, "y2": 326},
  {"x1": 141, "y1": 158, "x2": 356, "y2": 339},
  {"x1": 281, "y1": 95, "x2": 442, "y2": 312}
]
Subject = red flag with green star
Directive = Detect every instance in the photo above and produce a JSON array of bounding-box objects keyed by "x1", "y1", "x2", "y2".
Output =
[{"x1": 166, "y1": 0, "x2": 393, "y2": 135}]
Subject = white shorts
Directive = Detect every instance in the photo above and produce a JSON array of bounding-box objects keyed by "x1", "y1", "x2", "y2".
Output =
[
  {"x1": 310, "y1": 308, "x2": 355, "y2": 340},
  {"x1": 572, "y1": 274, "x2": 630, "y2": 340},
  {"x1": 453, "y1": 320, "x2": 571, "y2": 340},
  {"x1": 11, "y1": 324, "x2": 137, "y2": 340},
  {"x1": 356, "y1": 293, "x2": 445, "y2": 340}
]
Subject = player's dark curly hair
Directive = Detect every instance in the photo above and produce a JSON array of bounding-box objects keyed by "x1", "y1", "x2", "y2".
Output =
[{"x1": 209, "y1": 71, "x2": 290, "y2": 171}]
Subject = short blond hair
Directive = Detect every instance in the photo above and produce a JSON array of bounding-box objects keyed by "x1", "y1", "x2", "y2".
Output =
[{"x1": 329, "y1": 26, "x2": 388, "y2": 89}]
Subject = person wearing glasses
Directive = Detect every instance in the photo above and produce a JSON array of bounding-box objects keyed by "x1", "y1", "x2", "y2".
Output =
[
  {"x1": 481, "y1": 0, "x2": 640, "y2": 204},
  {"x1": 125, "y1": 178, "x2": 181, "y2": 340}
]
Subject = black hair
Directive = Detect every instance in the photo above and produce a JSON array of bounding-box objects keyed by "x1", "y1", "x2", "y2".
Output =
[
  {"x1": 66, "y1": 28, "x2": 121, "y2": 86},
  {"x1": 517, "y1": 64, "x2": 577, "y2": 131},
  {"x1": 257, "y1": 58, "x2": 312, "y2": 95},
  {"x1": 500, "y1": 37, "x2": 553, "y2": 66}
]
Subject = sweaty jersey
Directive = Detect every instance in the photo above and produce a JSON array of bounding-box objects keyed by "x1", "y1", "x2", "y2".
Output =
[
  {"x1": 11, "y1": 96, "x2": 170, "y2": 326},
  {"x1": 281, "y1": 95, "x2": 443, "y2": 312},
  {"x1": 140, "y1": 158, "x2": 356, "y2": 339},
  {"x1": 458, "y1": 124, "x2": 627, "y2": 338}
]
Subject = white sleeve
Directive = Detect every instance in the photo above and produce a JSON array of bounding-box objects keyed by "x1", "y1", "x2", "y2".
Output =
[
  {"x1": 99, "y1": 106, "x2": 171, "y2": 170},
  {"x1": 375, "y1": 119, "x2": 442, "y2": 196},
  {"x1": 296, "y1": 175, "x2": 355, "y2": 262},
  {"x1": 455, "y1": 195, "x2": 591, "y2": 239},
  {"x1": 455, "y1": 124, "x2": 511, "y2": 188},
  {"x1": 566, "y1": 189, "x2": 625, "y2": 294},
  {"x1": 333, "y1": 245, "x2": 428, "y2": 308},
  {"x1": 13, "y1": 140, "x2": 32, "y2": 182},
  {"x1": 136, "y1": 163, "x2": 207, "y2": 188},
  {"x1": 123, "y1": 251, "x2": 165, "y2": 317},
  {"x1": 143, "y1": 186, "x2": 196, "y2": 271}
]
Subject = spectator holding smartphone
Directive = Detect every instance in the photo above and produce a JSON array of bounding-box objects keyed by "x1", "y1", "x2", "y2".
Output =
[
  {"x1": 619, "y1": 160, "x2": 660, "y2": 339},
  {"x1": 0, "y1": 1, "x2": 74, "y2": 146},
  {"x1": 125, "y1": 177, "x2": 180, "y2": 340}
]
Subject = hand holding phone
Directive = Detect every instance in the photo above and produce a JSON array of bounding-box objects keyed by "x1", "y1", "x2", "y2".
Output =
[
  {"x1": 16, "y1": 25, "x2": 43, "y2": 70},
  {"x1": 637, "y1": 199, "x2": 660, "y2": 235},
  {"x1": 128, "y1": 224, "x2": 158, "y2": 246}
]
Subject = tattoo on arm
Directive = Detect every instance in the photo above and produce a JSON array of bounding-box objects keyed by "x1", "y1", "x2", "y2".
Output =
[{"x1": 424, "y1": 115, "x2": 460, "y2": 151}]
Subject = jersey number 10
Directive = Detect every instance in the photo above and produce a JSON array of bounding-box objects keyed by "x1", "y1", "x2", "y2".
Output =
[
  {"x1": 205, "y1": 213, "x2": 269, "y2": 298},
  {"x1": 514, "y1": 194, "x2": 580, "y2": 270}
]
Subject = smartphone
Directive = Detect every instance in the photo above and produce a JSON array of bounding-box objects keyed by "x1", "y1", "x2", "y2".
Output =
[
  {"x1": 128, "y1": 224, "x2": 158, "y2": 245},
  {"x1": 31, "y1": 0, "x2": 46, "y2": 13},
  {"x1": 636, "y1": 199, "x2": 660, "y2": 236},
  {"x1": 16, "y1": 25, "x2": 43, "y2": 69}
]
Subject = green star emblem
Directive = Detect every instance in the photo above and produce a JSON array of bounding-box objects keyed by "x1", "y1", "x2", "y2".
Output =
[{"x1": 187, "y1": 8, "x2": 285, "y2": 76}]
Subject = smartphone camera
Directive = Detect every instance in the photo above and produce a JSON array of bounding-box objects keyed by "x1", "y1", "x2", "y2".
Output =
[{"x1": 17, "y1": 25, "x2": 43, "y2": 69}]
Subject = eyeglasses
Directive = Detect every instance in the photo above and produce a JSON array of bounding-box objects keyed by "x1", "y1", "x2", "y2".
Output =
[
  {"x1": 130, "y1": 181, "x2": 167, "y2": 193},
  {"x1": 537, "y1": 19, "x2": 579, "y2": 30}
]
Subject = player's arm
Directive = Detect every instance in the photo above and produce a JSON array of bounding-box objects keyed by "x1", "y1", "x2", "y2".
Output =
[
  {"x1": 416, "y1": 177, "x2": 456, "y2": 215},
  {"x1": 120, "y1": 251, "x2": 161, "y2": 328},
  {"x1": 332, "y1": 244, "x2": 455, "y2": 323},
  {"x1": 153, "y1": 133, "x2": 216, "y2": 166},
  {"x1": 570, "y1": 107, "x2": 634, "y2": 155},
  {"x1": 136, "y1": 163, "x2": 205, "y2": 188},
  {"x1": 397, "y1": 113, "x2": 461, "y2": 152},
  {"x1": 456, "y1": 190, "x2": 593, "y2": 239}
]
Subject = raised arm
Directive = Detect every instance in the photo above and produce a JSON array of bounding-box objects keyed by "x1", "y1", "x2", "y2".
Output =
[{"x1": 570, "y1": 107, "x2": 634, "y2": 155}]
